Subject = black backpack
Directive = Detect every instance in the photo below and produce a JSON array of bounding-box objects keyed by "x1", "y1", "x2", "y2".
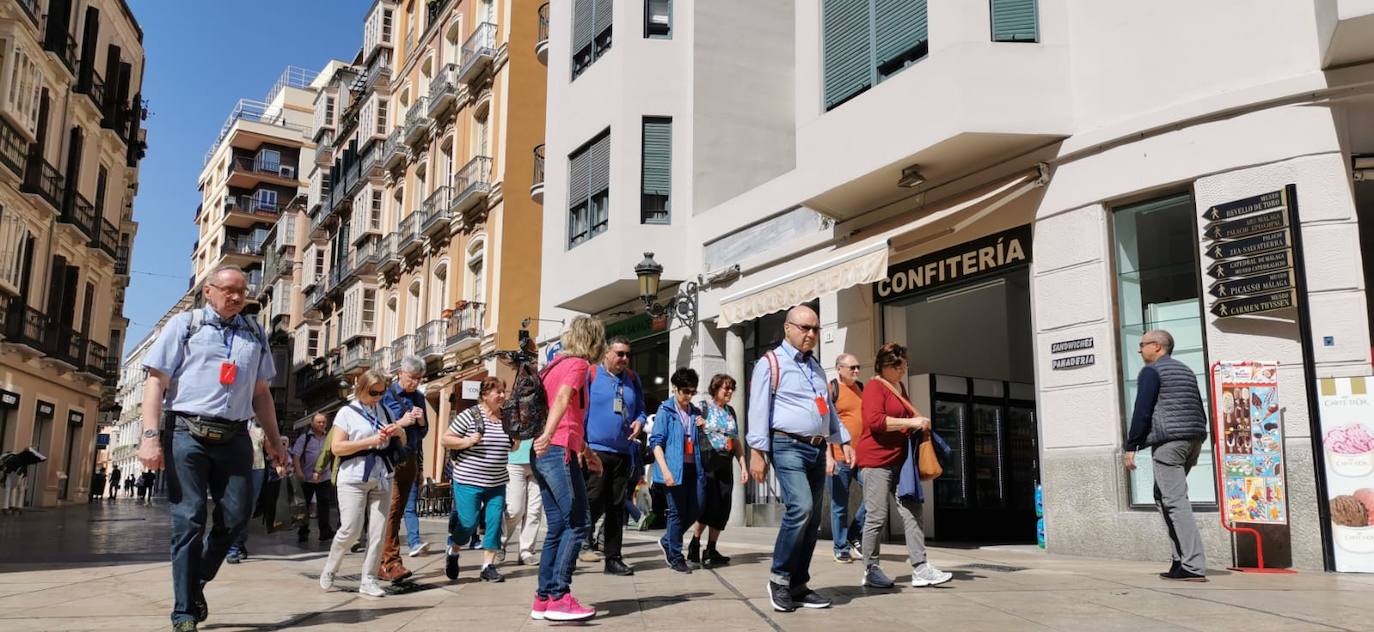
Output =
[{"x1": 501, "y1": 355, "x2": 578, "y2": 440}]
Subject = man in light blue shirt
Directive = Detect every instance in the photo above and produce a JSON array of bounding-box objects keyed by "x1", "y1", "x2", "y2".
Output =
[
  {"x1": 747, "y1": 305, "x2": 853, "y2": 613},
  {"x1": 138, "y1": 266, "x2": 288, "y2": 632}
]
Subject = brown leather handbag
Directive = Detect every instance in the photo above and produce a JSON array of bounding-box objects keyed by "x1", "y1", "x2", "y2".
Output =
[{"x1": 874, "y1": 377, "x2": 942, "y2": 481}]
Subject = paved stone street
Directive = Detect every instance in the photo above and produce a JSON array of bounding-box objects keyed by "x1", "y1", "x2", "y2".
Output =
[{"x1": 2, "y1": 500, "x2": 1374, "y2": 631}]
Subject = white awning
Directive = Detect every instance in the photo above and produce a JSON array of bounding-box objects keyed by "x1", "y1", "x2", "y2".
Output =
[{"x1": 716, "y1": 171, "x2": 1043, "y2": 328}]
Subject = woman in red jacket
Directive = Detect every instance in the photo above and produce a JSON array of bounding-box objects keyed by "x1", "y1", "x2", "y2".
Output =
[{"x1": 855, "y1": 342, "x2": 952, "y2": 590}]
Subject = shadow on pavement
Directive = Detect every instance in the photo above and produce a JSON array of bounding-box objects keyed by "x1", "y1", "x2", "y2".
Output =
[
  {"x1": 202, "y1": 606, "x2": 418, "y2": 630},
  {"x1": 595, "y1": 591, "x2": 713, "y2": 619}
]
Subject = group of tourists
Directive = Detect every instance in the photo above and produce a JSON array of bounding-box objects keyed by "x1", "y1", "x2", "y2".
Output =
[
  {"x1": 89, "y1": 465, "x2": 157, "y2": 503},
  {"x1": 138, "y1": 265, "x2": 1208, "y2": 631}
]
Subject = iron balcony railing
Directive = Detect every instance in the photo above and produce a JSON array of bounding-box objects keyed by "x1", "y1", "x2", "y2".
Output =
[
  {"x1": 459, "y1": 22, "x2": 498, "y2": 83},
  {"x1": 50, "y1": 325, "x2": 85, "y2": 368},
  {"x1": 451, "y1": 155, "x2": 493, "y2": 212},
  {"x1": 221, "y1": 235, "x2": 265, "y2": 257},
  {"x1": 114, "y1": 245, "x2": 130, "y2": 276},
  {"x1": 376, "y1": 232, "x2": 400, "y2": 271},
  {"x1": 43, "y1": 25, "x2": 77, "y2": 75},
  {"x1": 429, "y1": 64, "x2": 459, "y2": 116},
  {"x1": 446, "y1": 302, "x2": 485, "y2": 348},
  {"x1": 226, "y1": 194, "x2": 280, "y2": 216},
  {"x1": 390, "y1": 334, "x2": 416, "y2": 372},
  {"x1": 94, "y1": 218, "x2": 118, "y2": 257},
  {"x1": 403, "y1": 96, "x2": 430, "y2": 143},
  {"x1": 397, "y1": 212, "x2": 422, "y2": 253},
  {"x1": 532, "y1": 144, "x2": 545, "y2": 187},
  {"x1": 23, "y1": 155, "x2": 64, "y2": 211},
  {"x1": 382, "y1": 129, "x2": 406, "y2": 169},
  {"x1": 341, "y1": 339, "x2": 375, "y2": 372},
  {"x1": 61, "y1": 192, "x2": 97, "y2": 242},
  {"x1": 203, "y1": 99, "x2": 312, "y2": 165},
  {"x1": 358, "y1": 49, "x2": 393, "y2": 95},
  {"x1": 15, "y1": 0, "x2": 39, "y2": 25},
  {"x1": 372, "y1": 343, "x2": 395, "y2": 374},
  {"x1": 417, "y1": 319, "x2": 446, "y2": 358},
  {"x1": 0, "y1": 117, "x2": 26, "y2": 177},
  {"x1": 76, "y1": 67, "x2": 106, "y2": 111},
  {"x1": 538, "y1": 4, "x2": 549, "y2": 47},
  {"x1": 420, "y1": 186, "x2": 452, "y2": 234},
  {"x1": 85, "y1": 340, "x2": 109, "y2": 378},
  {"x1": 230, "y1": 155, "x2": 296, "y2": 180}
]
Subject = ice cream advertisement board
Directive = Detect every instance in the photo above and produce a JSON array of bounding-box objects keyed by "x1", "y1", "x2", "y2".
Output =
[
  {"x1": 1214, "y1": 362, "x2": 1287, "y2": 526},
  {"x1": 1317, "y1": 376, "x2": 1374, "y2": 573}
]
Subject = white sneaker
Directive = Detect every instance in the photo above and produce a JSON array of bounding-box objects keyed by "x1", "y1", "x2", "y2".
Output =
[
  {"x1": 911, "y1": 564, "x2": 953, "y2": 587},
  {"x1": 408, "y1": 542, "x2": 431, "y2": 558},
  {"x1": 319, "y1": 571, "x2": 335, "y2": 591},
  {"x1": 520, "y1": 553, "x2": 537, "y2": 566},
  {"x1": 358, "y1": 578, "x2": 387, "y2": 598}
]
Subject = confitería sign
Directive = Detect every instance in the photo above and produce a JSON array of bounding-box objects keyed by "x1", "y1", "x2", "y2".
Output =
[{"x1": 874, "y1": 224, "x2": 1032, "y2": 302}]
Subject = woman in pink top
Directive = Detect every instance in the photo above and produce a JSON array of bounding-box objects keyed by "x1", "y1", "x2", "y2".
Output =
[{"x1": 529, "y1": 316, "x2": 605, "y2": 622}]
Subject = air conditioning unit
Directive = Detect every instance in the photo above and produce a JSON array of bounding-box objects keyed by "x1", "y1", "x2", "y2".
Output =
[{"x1": 280, "y1": 166, "x2": 297, "y2": 179}]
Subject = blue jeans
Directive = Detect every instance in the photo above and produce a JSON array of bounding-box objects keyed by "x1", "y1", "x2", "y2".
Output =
[
  {"x1": 829, "y1": 462, "x2": 866, "y2": 555},
  {"x1": 405, "y1": 478, "x2": 422, "y2": 548},
  {"x1": 451, "y1": 483, "x2": 506, "y2": 550},
  {"x1": 165, "y1": 426, "x2": 254, "y2": 625},
  {"x1": 532, "y1": 445, "x2": 589, "y2": 599},
  {"x1": 660, "y1": 465, "x2": 700, "y2": 564},
  {"x1": 228, "y1": 468, "x2": 267, "y2": 554},
  {"x1": 769, "y1": 435, "x2": 826, "y2": 588}
]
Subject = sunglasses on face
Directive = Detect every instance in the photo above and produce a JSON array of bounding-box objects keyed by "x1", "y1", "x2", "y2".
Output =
[
  {"x1": 786, "y1": 322, "x2": 820, "y2": 334},
  {"x1": 614, "y1": 351, "x2": 629, "y2": 358},
  {"x1": 842, "y1": 364, "x2": 861, "y2": 370},
  {"x1": 367, "y1": 389, "x2": 386, "y2": 397}
]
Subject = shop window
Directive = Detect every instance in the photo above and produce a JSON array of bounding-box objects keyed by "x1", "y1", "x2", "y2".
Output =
[
  {"x1": 641, "y1": 117, "x2": 671, "y2": 224},
  {"x1": 645, "y1": 0, "x2": 671, "y2": 38},
  {"x1": 822, "y1": 0, "x2": 928, "y2": 111},
  {"x1": 1111, "y1": 192, "x2": 1217, "y2": 507}
]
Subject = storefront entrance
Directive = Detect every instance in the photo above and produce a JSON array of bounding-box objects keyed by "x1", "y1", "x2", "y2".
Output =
[{"x1": 878, "y1": 226, "x2": 1038, "y2": 543}]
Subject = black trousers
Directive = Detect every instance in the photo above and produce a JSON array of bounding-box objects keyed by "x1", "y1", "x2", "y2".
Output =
[
  {"x1": 583, "y1": 450, "x2": 632, "y2": 559},
  {"x1": 298, "y1": 481, "x2": 335, "y2": 537}
]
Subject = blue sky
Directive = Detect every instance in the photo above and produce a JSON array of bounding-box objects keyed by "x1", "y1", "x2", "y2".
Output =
[{"x1": 121, "y1": 0, "x2": 366, "y2": 354}]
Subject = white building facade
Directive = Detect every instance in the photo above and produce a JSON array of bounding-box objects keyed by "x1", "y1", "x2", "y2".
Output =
[{"x1": 539, "y1": 0, "x2": 1374, "y2": 571}]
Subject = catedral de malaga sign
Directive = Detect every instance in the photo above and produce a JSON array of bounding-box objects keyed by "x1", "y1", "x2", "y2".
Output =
[
  {"x1": 1202, "y1": 187, "x2": 1299, "y2": 319},
  {"x1": 874, "y1": 224, "x2": 1032, "y2": 302}
]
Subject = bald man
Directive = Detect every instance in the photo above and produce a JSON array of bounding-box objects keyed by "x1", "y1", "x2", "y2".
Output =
[{"x1": 747, "y1": 305, "x2": 854, "y2": 612}]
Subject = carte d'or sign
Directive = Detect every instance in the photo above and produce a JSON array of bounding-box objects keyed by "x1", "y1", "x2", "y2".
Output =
[
  {"x1": 1203, "y1": 186, "x2": 1298, "y2": 319},
  {"x1": 874, "y1": 224, "x2": 1032, "y2": 302}
]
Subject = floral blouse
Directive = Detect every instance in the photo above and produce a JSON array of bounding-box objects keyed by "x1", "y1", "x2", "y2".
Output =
[{"x1": 701, "y1": 402, "x2": 738, "y2": 453}]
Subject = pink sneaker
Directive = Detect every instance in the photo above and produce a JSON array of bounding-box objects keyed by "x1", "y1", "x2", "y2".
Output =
[
  {"x1": 530, "y1": 595, "x2": 549, "y2": 620},
  {"x1": 544, "y1": 593, "x2": 596, "y2": 622}
]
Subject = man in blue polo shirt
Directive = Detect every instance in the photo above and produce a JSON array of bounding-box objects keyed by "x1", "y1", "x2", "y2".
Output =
[
  {"x1": 748, "y1": 305, "x2": 853, "y2": 613},
  {"x1": 377, "y1": 355, "x2": 429, "y2": 582},
  {"x1": 580, "y1": 335, "x2": 645, "y2": 576},
  {"x1": 139, "y1": 266, "x2": 288, "y2": 632}
]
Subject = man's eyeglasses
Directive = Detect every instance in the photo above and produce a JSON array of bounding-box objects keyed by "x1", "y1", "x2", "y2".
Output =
[
  {"x1": 786, "y1": 321, "x2": 820, "y2": 334},
  {"x1": 841, "y1": 364, "x2": 861, "y2": 371},
  {"x1": 208, "y1": 283, "x2": 247, "y2": 298},
  {"x1": 614, "y1": 351, "x2": 629, "y2": 358},
  {"x1": 679, "y1": 388, "x2": 697, "y2": 396},
  {"x1": 1138, "y1": 341, "x2": 1159, "y2": 349}
]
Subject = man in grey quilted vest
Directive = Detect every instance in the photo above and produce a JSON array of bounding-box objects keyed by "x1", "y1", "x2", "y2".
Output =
[{"x1": 1124, "y1": 330, "x2": 1209, "y2": 582}]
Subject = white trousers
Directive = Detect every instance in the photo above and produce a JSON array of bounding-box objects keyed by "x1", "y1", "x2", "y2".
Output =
[
  {"x1": 324, "y1": 477, "x2": 389, "y2": 582},
  {"x1": 503, "y1": 463, "x2": 543, "y2": 558}
]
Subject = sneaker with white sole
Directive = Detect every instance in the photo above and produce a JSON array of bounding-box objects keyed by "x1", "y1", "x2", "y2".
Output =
[
  {"x1": 358, "y1": 578, "x2": 387, "y2": 598},
  {"x1": 319, "y1": 571, "x2": 335, "y2": 591},
  {"x1": 543, "y1": 593, "x2": 595, "y2": 622},
  {"x1": 862, "y1": 565, "x2": 895, "y2": 589},
  {"x1": 911, "y1": 564, "x2": 953, "y2": 587},
  {"x1": 530, "y1": 595, "x2": 549, "y2": 620},
  {"x1": 407, "y1": 542, "x2": 431, "y2": 558}
]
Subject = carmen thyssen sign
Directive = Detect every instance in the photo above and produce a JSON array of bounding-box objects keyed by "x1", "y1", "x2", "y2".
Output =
[{"x1": 874, "y1": 224, "x2": 1032, "y2": 302}]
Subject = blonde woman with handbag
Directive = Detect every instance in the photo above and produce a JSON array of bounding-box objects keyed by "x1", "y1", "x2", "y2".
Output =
[{"x1": 856, "y1": 342, "x2": 952, "y2": 590}]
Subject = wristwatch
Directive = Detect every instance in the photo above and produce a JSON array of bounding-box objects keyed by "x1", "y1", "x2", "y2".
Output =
[{"x1": 142, "y1": 429, "x2": 159, "y2": 440}]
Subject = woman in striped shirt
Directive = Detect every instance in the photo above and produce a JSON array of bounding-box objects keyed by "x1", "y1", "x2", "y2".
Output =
[{"x1": 441, "y1": 376, "x2": 514, "y2": 583}]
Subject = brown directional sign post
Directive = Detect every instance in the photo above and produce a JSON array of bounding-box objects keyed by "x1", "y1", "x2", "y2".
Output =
[
  {"x1": 1204, "y1": 188, "x2": 1298, "y2": 318},
  {"x1": 1210, "y1": 290, "x2": 1296, "y2": 317}
]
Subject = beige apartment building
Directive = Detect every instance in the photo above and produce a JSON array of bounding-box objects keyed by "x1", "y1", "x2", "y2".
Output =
[
  {"x1": 283, "y1": 0, "x2": 547, "y2": 483},
  {"x1": 0, "y1": 0, "x2": 145, "y2": 506}
]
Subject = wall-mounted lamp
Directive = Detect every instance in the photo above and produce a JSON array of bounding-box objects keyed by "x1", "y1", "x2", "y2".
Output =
[{"x1": 634, "y1": 252, "x2": 698, "y2": 331}]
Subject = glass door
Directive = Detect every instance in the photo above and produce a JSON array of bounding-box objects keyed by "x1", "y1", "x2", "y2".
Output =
[
  {"x1": 932, "y1": 396, "x2": 967, "y2": 508},
  {"x1": 971, "y1": 401, "x2": 1005, "y2": 508}
]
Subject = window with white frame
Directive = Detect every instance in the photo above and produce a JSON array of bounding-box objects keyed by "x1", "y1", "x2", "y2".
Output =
[
  {"x1": 362, "y1": 288, "x2": 377, "y2": 334},
  {"x1": 3, "y1": 41, "x2": 44, "y2": 136},
  {"x1": 431, "y1": 260, "x2": 449, "y2": 318},
  {"x1": 306, "y1": 328, "x2": 320, "y2": 358},
  {"x1": 256, "y1": 148, "x2": 281, "y2": 172},
  {"x1": 0, "y1": 207, "x2": 28, "y2": 291},
  {"x1": 370, "y1": 189, "x2": 383, "y2": 231},
  {"x1": 254, "y1": 188, "x2": 278, "y2": 211},
  {"x1": 466, "y1": 238, "x2": 485, "y2": 305},
  {"x1": 376, "y1": 98, "x2": 389, "y2": 136}
]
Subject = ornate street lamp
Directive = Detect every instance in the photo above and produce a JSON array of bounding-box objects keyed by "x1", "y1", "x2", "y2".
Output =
[{"x1": 634, "y1": 252, "x2": 698, "y2": 331}]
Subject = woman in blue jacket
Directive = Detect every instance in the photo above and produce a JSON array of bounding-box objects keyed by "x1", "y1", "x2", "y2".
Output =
[{"x1": 649, "y1": 367, "x2": 705, "y2": 574}]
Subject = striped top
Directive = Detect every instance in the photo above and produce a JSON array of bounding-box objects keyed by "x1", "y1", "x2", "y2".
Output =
[{"x1": 448, "y1": 406, "x2": 512, "y2": 487}]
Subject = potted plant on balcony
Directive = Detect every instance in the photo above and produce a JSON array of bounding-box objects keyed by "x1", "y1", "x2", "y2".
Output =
[{"x1": 441, "y1": 307, "x2": 454, "y2": 319}]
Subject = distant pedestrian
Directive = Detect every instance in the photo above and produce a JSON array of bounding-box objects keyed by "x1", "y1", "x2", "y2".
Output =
[
  {"x1": 138, "y1": 265, "x2": 289, "y2": 631},
  {"x1": 135, "y1": 471, "x2": 148, "y2": 501},
  {"x1": 140, "y1": 471, "x2": 157, "y2": 504},
  {"x1": 109, "y1": 465, "x2": 121, "y2": 499},
  {"x1": 690, "y1": 373, "x2": 746, "y2": 568},
  {"x1": 292, "y1": 413, "x2": 335, "y2": 543},
  {"x1": 125, "y1": 474, "x2": 136, "y2": 496},
  {"x1": 1124, "y1": 330, "x2": 1209, "y2": 582},
  {"x1": 4, "y1": 465, "x2": 28, "y2": 514},
  {"x1": 856, "y1": 343, "x2": 950, "y2": 589},
  {"x1": 529, "y1": 316, "x2": 605, "y2": 622},
  {"x1": 441, "y1": 376, "x2": 514, "y2": 583},
  {"x1": 319, "y1": 369, "x2": 411, "y2": 598},
  {"x1": 226, "y1": 421, "x2": 268, "y2": 564},
  {"x1": 90, "y1": 467, "x2": 106, "y2": 502},
  {"x1": 828, "y1": 353, "x2": 867, "y2": 563},
  {"x1": 747, "y1": 305, "x2": 853, "y2": 613},
  {"x1": 649, "y1": 367, "x2": 705, "y2": 574}
]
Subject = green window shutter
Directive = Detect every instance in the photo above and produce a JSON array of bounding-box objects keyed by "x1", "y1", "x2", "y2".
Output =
[
  {"x1": 991, "y1": 0, "x2": 1038, "y2": 42},
  {"x1": 573, "y1": 0, "x2": 595, "y2": 54},
  {"x1": 588, "y1": 132, "x2": 611, "y2": 195},
  {"x1": 822, "y1": 0, "x2": 873, "y2": 110},
  {"x1": 569, "y1": 143, "x2": 591, "y2": 208},
  {"x1": 874, "y1": 0, "x2": 927, "y2": 69},
  {"x1": 641, "y1": 117, "x2": 671, "y2": 198}
]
